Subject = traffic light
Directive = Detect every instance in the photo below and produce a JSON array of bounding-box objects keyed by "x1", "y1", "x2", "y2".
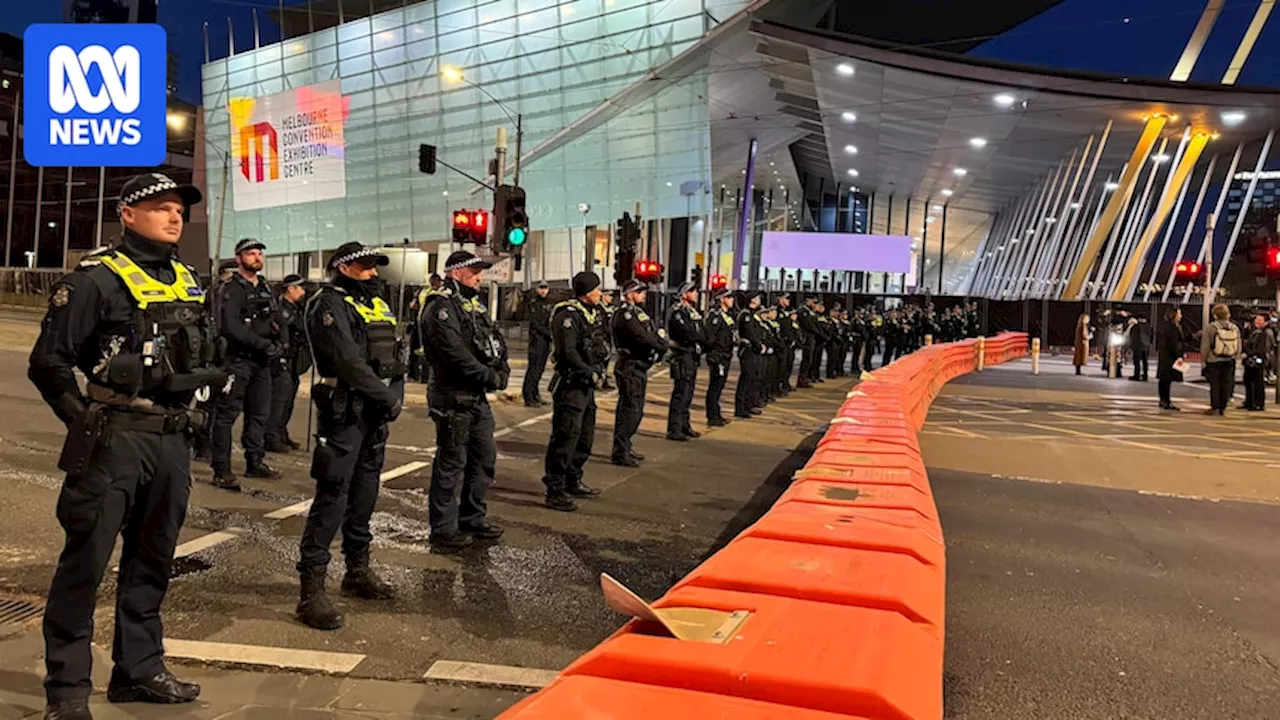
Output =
[
  {"x1": 493, "y1": 185, "x2": 528, "y2": 253},
  {"x1": 691, "y1": 264, "x2": 703, "y2": 289},
  {"x1": 710, "y1": 273, "x2": 728, "y2": 291},
  {"x1": 451, "y1": 209, "x2": 488, "y2": 245},
  {"x1": 418, "y1": 144, "x2": 436, "y2": 174},
  {"x1": 1269, "y1": 247, "x2": 1280, "y2": 279},
  {"x1": 1173, "y1": 260, "x2": 1203, "y2": 285},
  {"x1": 614, "y1": 212, "x2": 640, "y2": 285},
  {"x1": 635, "y1": 259, "x2": 664, "y2": 283}
]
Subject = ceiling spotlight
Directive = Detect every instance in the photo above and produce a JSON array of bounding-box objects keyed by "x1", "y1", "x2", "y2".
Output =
[
  {"x1": 1104, "y1": 181, "x2": 1119, "y2": 190},
  {"x1": 843, "y1": 144, "x2": 858, "y2": 155},
  {"x1": 926, "y1": 216, "x2": 936, "y2": 223},
  {"x1": 1010, "y1": 238, "x2": 1020, "y2": 245},
  {"x1": 1152, "y1": 154, "x2": 1170, "y2": 163},
  {"x1": 847, "y1": 168, "x2": 859, "y2": 177},
  {"x1": 836, "y1": 63, "x2": 854, "y2": 76},
  {"x1": 941, "y1": 188, "x2": 953, "y2": 196},
  {"x1": 1070, "y1": 202, "x2": 1081, "y2": 209},
  {"x1": 1221, "y1": 110, "x2": 1246, "y2": 126},
  {"x1": 841, "y1": 111, "x2": 857, "y2": 123},
  {"x1": 953, "y1": 167, "x2": 968, "y2": 177},
  {"x1": 969, "y1": 137, "x2": 988, "y2": 149},
  {"x1": 666, "y1": 181, "x2": 673, "y2": 187},
  {"x1": 994, "y1": 93, "x2": 1016, "y2": 108},
  {"x1": 932, "y1": 204, "x2": 943, "y2": 211},
  {"x1": 1027, "y1": 229, "x2": 1036, "y2": 236},
  {"x1": 1045, "y1": 217, "x2": 1057, "y2": 224}
]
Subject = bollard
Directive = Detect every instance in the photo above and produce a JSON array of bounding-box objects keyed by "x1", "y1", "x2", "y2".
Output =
[
  {"x1": 976, "y1": 336, "x2": 986, "y2": 372},
  {"x1": 1108, "y1": 346, "x2": 1118, "y2": 379},
  {"x1": 924, "y1": 334, "x2": 933, "y2": 347},
  {"x1": 1031, "y1": 338, "x2": 1041, "y2": 375}
]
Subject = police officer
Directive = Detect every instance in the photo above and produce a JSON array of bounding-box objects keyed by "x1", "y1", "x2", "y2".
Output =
[
  {"x1": 210, "y1": 237, "x2": 281, "y2": 490},
  {"x1": 523, "y1": 280, "x2": 552, "y2": 406},
  {"x1": 31, "y1": 173, "x2": 222, "y2": 719},
  {"x1": 703, "y1": 287, "x2": 735, "y2": 426},
  {"x1": 296, "y1": 242, "x2": 406, "y2": 630},
  {"x1": 193, "y1": 258, "x2": 240, "y2": 462},
  {"x1": 797, "y1": 297, "x2": 820, "y2": 388},
  {"x1": 542, "y1": 271, "x2": 609, "y2": 512},
  {"x1": 735, "y1": 293, "x2": 766, "y2": 418},
  {"x1": 666, "y1": 281, "x2": 705, "y2": 441},
  {"x1": 266, "y1": 274, "x2": 309, "y2": 452},
  {"x1": 419, "y1": 251, "x2": 509, "y2": 550},
  {"x1": 611, "y1": 279, "x2": 667, "y2": 466},
  {"x1": 810, "y1": 300, "x2": 829, "y2": 383},
  {"x1": 600, "y1": 290, "x2": 617, "y2": 390},
  {"x1": 776, "y1": 293, "x2": 797, "y2": 393}
]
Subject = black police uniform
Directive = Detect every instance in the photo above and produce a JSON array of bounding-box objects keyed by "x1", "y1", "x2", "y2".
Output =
[
  {"x1": 266, "y1": 284, "x2": 309, "y2": 451},
  {"x1": 543, "y1": 297, "x2": 608, "y2": 510},
  {"x1": 522, "y1": 289, "x2": 553, "y2": 405},
  {"x1": 296, "y1": 260, "x2": 405, "y2": 630},
  {"x1": 735, "y1": 306, "x2": 765, "y2": 417},
  {"x1": 666, "y1": 300, "x2": 705, "y2": 439},
  {"x1": 419, "y1": 276, "x2": 509, "y2": 547},
  {"x1": 703, "y1": 300, "x2": 735, "y2": 424},
  {"x1": 797, "y1": 304, "x2": 819, "y2": 387},
  {"x1": 777, "y1": 306, "x2": 797, "y2": 392},
  {"x1": 211, "y1": 258, "x2": 279, "y2": 479},
  {"x1": 31, "y1": 212, "x2": 221, "y2": 713},
  {"x1": 611, "y1": 297, "x2": 667, "y2": 463}
]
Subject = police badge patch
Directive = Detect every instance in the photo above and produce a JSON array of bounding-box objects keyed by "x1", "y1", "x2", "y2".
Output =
[
  {"x1": 51, "y1": 284, "x2": 71, "y2": 307},
  {"x1": 322, "y1": 312, "x2": 336, "y2": 327},
  {"x1": 623, "y1": 311, "x2": 632, "y2": 320},
  {"x1": 564, "y1": 318, "x2": 573, "y2": 328},
  {"x1": 438, "y1": 309, "x2": 448, "y2": 320}
]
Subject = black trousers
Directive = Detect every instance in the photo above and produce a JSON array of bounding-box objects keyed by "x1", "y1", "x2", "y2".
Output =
[
  {"x1": 883, "y1": 342, "x2": 898, "y2": 367},
  {"x1": 1206, "y1": 361, "x2": 1236, "y2": 411},
  {"x1": 850, "y1": 340, "x2": 864, "y2": 374},
  {"x1": 1244, "y1": 364, "x2": 1267, "y2": 409},
  {"x1": 44, "y1": 430, "x2": 190, "y2": 703},
  {"x1": 798, "y1": 340, "x2": 816, "y2": 383},
  {"x1": 735, "y1": 354, "x2": 761, "y2": 415},
  {"x1": 827, "y1": 342, "x2": 844, "y2": 377},
  {"x1": 612, "y1": 358, "x2": 648, "y2": 459},
  {"x1": 782, "y1": 345, "x2": 795, "y2": 389},
  {"x1": 523, "y1": 334, "x2": 551, "y2": 402},
  {"x1": 809, "y1": 342, "x2": 825, "y2": 381},
  {"x1": 1131, "y1": 350, "x2": 1149, "y2": 380},
  {"x1": 266, "y1": 363, "x2": 300, "y2": 447},
  {"x1": 667, "y1": 353, "x2": 698, "y2": 435},
  {"x1": 298, "y1": 410, "x2": 387, "y2": 573},
  {"x1": 211, "y1": 355, "x2": 271, "y2": 473},
  {"x1": 543, "y1": 379, "x2": 595, "y2": 495},
  {"x1": 705, "y1": 357, "x2": 729, "y2": 421},
  {"x1": 427, "y1": 394, "x2": 495, "y2": 534},
  {"x1": 1158, "y1": 377, "x2": 1174, "y2": 405}
]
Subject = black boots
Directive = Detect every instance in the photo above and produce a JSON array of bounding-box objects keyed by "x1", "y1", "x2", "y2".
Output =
[
  {"x1": 297, "y1": 571, "x2": 344, "y2": 630},
  {"x1": 44, "y1": 699, "x2": 91, "y2": 719},
  {"x1": 106, "y1": 669, "x2": 200, "y2": 704},
  {"x1": 340, "y1": 565, "x2": 396, "y2": 600}
]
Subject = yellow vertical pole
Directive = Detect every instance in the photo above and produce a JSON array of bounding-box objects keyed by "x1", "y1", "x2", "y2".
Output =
[
  {"x1": 1109, "y1": 132, "x2": 1211, "y2": 301},
  {"x1": 1062, "y1": 115, "x2": 1167, "y2": 298},
  {"x1": 1171, "y1": 0, "x2": 1225, "y2": 82},
  {"x1": 1223, "y1": 0, "x2": 1275, "y2": 85}
]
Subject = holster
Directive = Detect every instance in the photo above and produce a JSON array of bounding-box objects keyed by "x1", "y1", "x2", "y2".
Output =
[
  {"x1": 58, "y1": 403, "x2": 107, "y2": 476},
  {"x1": 312, "y1": 382, "x2": 352, "y2": 425}
]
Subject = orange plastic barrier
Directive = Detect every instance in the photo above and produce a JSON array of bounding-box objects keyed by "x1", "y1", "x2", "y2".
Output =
[{"x1": 499, "y1": 332, "x2": 1028, "y2": 720}]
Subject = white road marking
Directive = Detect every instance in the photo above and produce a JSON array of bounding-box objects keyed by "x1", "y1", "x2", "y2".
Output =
[
  {"x1": 423, "y1": 660, "x2": 559, "y2": 689},
  {"x1": 264, "y1": 500, "x2": 314, "y2": 520},
  {"x1": 173, "y1": 529, "x2": 242, "y2": 558},
  {"x1": 381, "y1": 460, "x2": 430, "y2": 481},
  {"x1": 264, "y1": 460, "x2": 432, "y2": 520},
  {"x1": 164, "y1": 639, "x2": 366, "y2": 674}
]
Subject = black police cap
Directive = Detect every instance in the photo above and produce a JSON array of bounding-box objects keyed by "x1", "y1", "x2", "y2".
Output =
[
  {"x1": 330, "y1": 242, "x2": 390, "y2": 269},
  {"x1": 119, "y1": 172, "x2": 202, "y2": 208}
]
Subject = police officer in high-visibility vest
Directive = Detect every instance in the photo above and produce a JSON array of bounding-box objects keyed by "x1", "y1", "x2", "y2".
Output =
[
  {"x1": 735, "y1": 293, "x2": 766, "y2": 417},
  {"x1": 542, "y1": 271, "x2": 609, "y2": 512},
  {"x1": 702, "y1": 287, "x2": 735, "y2": 426},
  {"x1": 419, "y1": 251, "x2": 510, "y2": 550},
  {"x1": 30, "y1": 173, "x2": 224, "y2": 719},
  {"x1": 610, "y1": 279, "x2": 667, "y2": 466},
  {"x1": 295, "y1": 242, "x2": 406, "y2": 631},
  {"x1": 665, "y1": 281, "x2": 705, "y2": 441}
]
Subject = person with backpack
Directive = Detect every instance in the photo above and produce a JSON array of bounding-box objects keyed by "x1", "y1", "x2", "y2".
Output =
[{"x1": 1201, "y1": 304, "x2": 1241, "y2": 415}]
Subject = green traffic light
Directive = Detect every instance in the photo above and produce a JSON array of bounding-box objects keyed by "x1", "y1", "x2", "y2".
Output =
[{"x1": 508, "y1": 227, "x2": 527, "y2": 246}]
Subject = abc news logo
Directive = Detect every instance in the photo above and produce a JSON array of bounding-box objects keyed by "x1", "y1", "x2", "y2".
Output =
[
  {"x1": 48, "y1": 45, "x2": 144, "y2": 146},
  {"x1": 24, "y1": 24, "x2": 166, "y2": 168}
]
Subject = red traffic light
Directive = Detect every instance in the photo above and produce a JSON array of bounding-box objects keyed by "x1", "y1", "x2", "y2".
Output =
[
  {"x1": 472, "y1": 210, "x2": 488, "y2": 231},
  {"x1": 452, "y1": 210, "x2": 471, "y2": 228},
  {"x1": 634, "y1": 259, "x2": 663, "y2": 281},
  {"x1": 710, "y1": 273, "x2": 727, "y2": 289},
  {"x1": 1269, "y1": 248, "x2": 1280, "y2": 268}
]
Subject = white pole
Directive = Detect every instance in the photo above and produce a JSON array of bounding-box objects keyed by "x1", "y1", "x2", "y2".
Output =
[
  {"x1": 32, "y1": 166, "x2": 44, "y2": 268},
  {"x1": 94, "y1": 167, "x2": 105, "y2": 247},
  {"x1": 61, "y1": 167, "x2": 73, "y2": 268}
]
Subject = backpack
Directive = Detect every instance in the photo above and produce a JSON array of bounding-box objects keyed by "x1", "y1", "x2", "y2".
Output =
[{"x1": 1212, "y1": 323, "x2": 1240, "y2": 357}]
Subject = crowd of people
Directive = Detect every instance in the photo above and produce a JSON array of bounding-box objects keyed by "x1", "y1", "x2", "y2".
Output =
[{"x1": 1072, "y1": 305, "x2": 1278, "y2": 414}]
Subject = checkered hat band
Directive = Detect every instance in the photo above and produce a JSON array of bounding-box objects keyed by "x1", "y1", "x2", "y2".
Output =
[
  {"x1": 122, "y1": 179, "x2": 179, "y2": 205},
  {"x1": 333, "y1": 247, "x2": 382, "y2": 265},
  {"x1": 444, "y1": 256, "x2": 485, "y2": 272}
]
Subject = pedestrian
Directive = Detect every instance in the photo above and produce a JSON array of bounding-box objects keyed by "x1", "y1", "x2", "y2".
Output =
[
  {"x1": 1128, "y1": 316, "x2": 1150, "y2": 382},
  {"x1": 266, "y1": 274, "x2": 309, "y2": 452},
  {"x1": 419, "y1": 251, "x2": 510, "y2": 549},
  {"x1": 522, "y1": 280, "x2": 552, "y2": 406},
  {"x1": 30, "y1": 173, "x2": 218, "y2": 719},
  {"x1": 611, "y1": 279, "x2": 667, "y2": 466},
  {"x1": 702, "y1": 287, "x2": 735, "y2": 426},
  {"x1": 735, "y1": 293, "x2": 766, "y2": 417},
  {"x1": 666, "y1": 281, "x2": 705, "y2": 441},
  {"x1": 295, "y1": 242, "x2": 405, "y2": 630},
  {"x1": 1201, "y1": 303, "x2": 1241, "y2": 416},
  {"x1": 1156, "y1": 308, "x2": 1185, "y2": 411},
  {"x1": 542, "y1": 271, "x2": 609, "y2": 512},
  {"x1": 210, "y1": 237, "x2": 282, "y2": 490},
  {"x1": 1073, "y1": 313, "x2": 1090, "y2": 375},
  {"x1": 1242, "y1": 312, "x2": 1275, "y2": 411}
]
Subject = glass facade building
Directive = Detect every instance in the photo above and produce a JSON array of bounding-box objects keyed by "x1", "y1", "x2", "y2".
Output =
[{"x1": 201, "y1": 0, "x2": 748, "y2": 278}]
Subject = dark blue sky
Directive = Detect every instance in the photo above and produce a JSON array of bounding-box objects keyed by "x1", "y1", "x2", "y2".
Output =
[{"x1": 4, "y1": 0, "x2": 1280, "y2": 104}]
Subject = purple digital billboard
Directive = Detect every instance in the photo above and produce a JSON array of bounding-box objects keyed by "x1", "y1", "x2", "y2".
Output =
[{"x1": 760, "y1": 232, "x2": 913, "y2": 273}]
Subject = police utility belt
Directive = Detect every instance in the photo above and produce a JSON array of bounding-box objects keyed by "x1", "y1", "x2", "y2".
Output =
[{"x1": 85, "y1": 385, "x2": 205, "y2": 433}]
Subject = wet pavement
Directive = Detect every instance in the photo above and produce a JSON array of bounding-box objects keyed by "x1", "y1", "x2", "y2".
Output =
[
  {"x1": 0, "y1": 314, "x2": 852, "y2": 717},
  {"x1": 930, "y1": 358, "x2": 1280, "y2": 719}
]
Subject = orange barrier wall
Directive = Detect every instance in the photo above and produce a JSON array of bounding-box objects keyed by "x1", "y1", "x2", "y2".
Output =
[{"x1": 501, "y1": 333, "x2": 1030, "y2": 720}]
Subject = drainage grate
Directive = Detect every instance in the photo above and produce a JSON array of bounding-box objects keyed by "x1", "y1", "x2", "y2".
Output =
[{"x1": 0, "y1": 596, "x2": 45, "y2": 636}]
